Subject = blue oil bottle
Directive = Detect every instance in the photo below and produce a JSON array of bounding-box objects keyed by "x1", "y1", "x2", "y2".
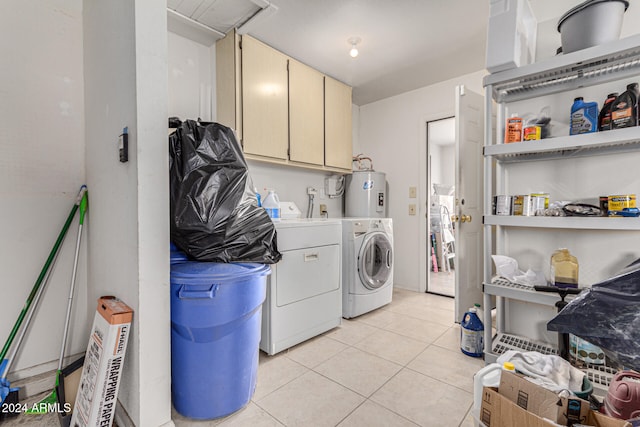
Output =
[
  {"x1": 570, "y1": 97, "x2": 598, "y2": 135},
  {"x1": 460, "y1": 305, "x2": 484, "y2": 357}
]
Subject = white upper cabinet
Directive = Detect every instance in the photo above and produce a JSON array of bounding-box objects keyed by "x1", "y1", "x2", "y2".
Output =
[{"x1": 288, "y1": 59, "x2": 324, "y2": 166}]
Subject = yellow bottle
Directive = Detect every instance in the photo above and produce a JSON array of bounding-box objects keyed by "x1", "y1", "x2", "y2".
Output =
[{"x1": 550, "y1": 248, "x2": 578, "y2": 288}]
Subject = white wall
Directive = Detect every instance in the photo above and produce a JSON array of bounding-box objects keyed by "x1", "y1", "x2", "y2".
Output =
[
  {"x1": 84, "y1": 1, "x2": 171, "y2": 426},
  {"x1": 358, "y1": 70, "x2": 486, "y2": 291},
  {"x1": 168, "y1": 32, "x2": 215, "y2": 121},
  {"x1": 0, "y1": 0, "x2": 89, "y2": 379}
]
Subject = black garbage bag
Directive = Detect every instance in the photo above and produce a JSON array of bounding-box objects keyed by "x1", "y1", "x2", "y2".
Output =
[
  {"x1": 547, "y1": 259, "x2": 640, "y2": 371},
  {"x1": 169, "y1": 119, "x2": 281, "y2": 264}
]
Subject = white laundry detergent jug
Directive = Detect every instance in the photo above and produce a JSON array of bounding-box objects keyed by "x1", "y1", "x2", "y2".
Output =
[
  {"x1": 262, "y1": 189, "x2": 281, "y2": 222},
  {"x1": 472, "y1": 362, "x2": 515, "y2": 424}
]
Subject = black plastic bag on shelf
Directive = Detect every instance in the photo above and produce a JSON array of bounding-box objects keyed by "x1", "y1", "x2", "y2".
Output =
[
  {"x1": 169, "y1": 118, "x2": 281, "y2": 264},
  {"x1": 547, "y1": 259, "x2": 640, "y2": 371}
]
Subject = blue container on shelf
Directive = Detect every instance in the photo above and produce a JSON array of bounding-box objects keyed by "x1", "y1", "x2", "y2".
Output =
[
  {"x1": 460, "y1": 306, "x2": 484, "y2": 357},
  {"x1": 170, "y1": 261, "x2": 270, "y2": 419}
]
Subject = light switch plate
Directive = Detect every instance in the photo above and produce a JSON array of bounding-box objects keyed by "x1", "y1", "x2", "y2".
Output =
[
  {"x1": 409, "y1": 186, "x2": 417, "y2": 198},
  {"x1": 409, "y1": 204, "x2": 416, "y2": 215}
]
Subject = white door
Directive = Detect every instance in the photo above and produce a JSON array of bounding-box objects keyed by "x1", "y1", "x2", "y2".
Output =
[{"x1": 454, "y1": 85, "x2": 484, "y2": 323}]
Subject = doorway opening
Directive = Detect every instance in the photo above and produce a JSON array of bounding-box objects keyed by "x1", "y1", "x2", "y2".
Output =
[{"x1": 427, "y1": 117, "x2": 456, "y2": 297}]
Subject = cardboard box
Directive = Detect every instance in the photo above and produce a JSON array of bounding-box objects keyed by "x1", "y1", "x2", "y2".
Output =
[
  {"x1": 480, "y1": 386, "x2": 557, "y2": 427},
  {"x1": 70, "y1": 297, "x2": 133, "y2": 427},
  {"x1": 480, "y1": 387, "x2": 631, "y2": 427},
  {"x1": 499, "y1": 370, "x2": 589, "y2": 425}
]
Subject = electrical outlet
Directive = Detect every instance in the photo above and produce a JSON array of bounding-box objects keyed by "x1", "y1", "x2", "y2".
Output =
[
  {"x1": 409, "y1": 204, "x2": 417, "y2": 215},
  {"x1": 409, "y1": 186, "x2": 417, "y2": 198}
]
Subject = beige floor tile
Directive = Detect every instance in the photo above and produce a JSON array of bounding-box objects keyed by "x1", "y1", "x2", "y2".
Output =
[
  {"x1": 0, "y1": 391, "x2": 64, "y2": 427},
  {"x1": 459, "y1": 408, "x2": 476, "y2": 427},
  {"x1": 337, "y1": 400, "x2": 419, "y2": 427},
  {"x1": 386, "y1": 300, "x2": 456, "y2": 327},
  {"x1": 407, "y1": 345, "x2": 484, "y2": 393},
  {"x1": 218, "y1": 402, "x2": 283, "y2": 427},
  {"x1": 433, "y1": 324, "x2": 462, "y2": 352},
  {"x1": 382, "y1": 314, "x2": 449, "y2": 343},
  {"x1": 285, "y1": 335, "x2": 348, "y2": 369},
  {"x1": 353, "y1": 306, "x2": 401, "y2": 328},
  {"x1": 354, "y1": 329, "x2": 428, "y2": 366},
  {"x1": 370, "y1": 368, "x2": 473, "y2": 427},
  {"x1": 256, "y1": 371, "x2": 365, "y2": 427},
  {"x1": 422, "y1": 293, "x2": 455, "y2": 311},
  {"x1": 391, "y1": 288, "x2": 419, "y2": 302},
  {"x1": 314, "y1": 347, "x2": 402, "y2": 397},
  {"x1": 172, "y1": 404, "x2": 225, "y2": 426},
  {"x1": 253, "y1": 352, "x2": 309, "y2": 401},
  {"x1": 323, "y1": 318, "x2": 378, "y2": 346}
]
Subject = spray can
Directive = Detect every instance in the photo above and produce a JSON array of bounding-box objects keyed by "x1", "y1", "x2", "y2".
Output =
[
  {"x1": 460, "y1": 306, "x2": 484, "y2": 357},
  {"x1": 262, "y1": 189, "x2": 281, "y2": 222},
  {"x1": 570, "y1": 97, "x2": 598, "y2": 135}
]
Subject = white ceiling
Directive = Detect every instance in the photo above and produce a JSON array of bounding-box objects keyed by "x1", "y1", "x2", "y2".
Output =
[{"x1": 168, "y1": 0, "x2": 623, "y2": 105}]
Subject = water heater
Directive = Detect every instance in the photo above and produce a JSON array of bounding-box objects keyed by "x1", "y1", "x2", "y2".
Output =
[{"x1": 345, "y1": 171, "x2": 386, "y2": 218}]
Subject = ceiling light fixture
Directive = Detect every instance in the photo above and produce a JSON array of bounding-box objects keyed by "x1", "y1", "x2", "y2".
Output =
[{"x1": 348, "y1": 37, "x2": 361, "y2": 58}]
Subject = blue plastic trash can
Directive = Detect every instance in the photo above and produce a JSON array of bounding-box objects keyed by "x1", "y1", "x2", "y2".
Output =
[
  {"x1": 169, "y1": 242, "x2": 189, "y2": 265},
  {"x1": 170, "y1": 261, "x2": 270, "y2": 419}
]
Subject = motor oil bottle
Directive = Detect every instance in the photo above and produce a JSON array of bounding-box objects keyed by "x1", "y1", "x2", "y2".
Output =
[
  {"x1": 611, "y1": 83, "x2": 639, "y2": 130},
  {"x1": 504, "y1": 114, "x2": 523, "y2": 143},
  {"x1": 460, "y1": 306, "x2": 484, "y2": 357},
  {"x1": 262, "y1": 189, "x2": 281, "y2": 222},
  {"x1": 570, "y1": 97, "x2": 598, "y2": 135},
  {"x1": 550, "y1": 248, "x2": 578, "y2": 288},
  {"x1": 598, "y1": 93, "x2": 619, "y2": 131}
]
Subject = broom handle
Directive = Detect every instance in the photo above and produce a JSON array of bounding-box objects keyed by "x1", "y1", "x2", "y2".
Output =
[
  {"x1": 58, "y1": 188, "x2": 87, "y2": 370},
  {"x1": 0, "y1": 187, "x2": 85, "y2": 366},
  {"x1": 1, "y1": 250, "x2": 61, "y2": 378}
]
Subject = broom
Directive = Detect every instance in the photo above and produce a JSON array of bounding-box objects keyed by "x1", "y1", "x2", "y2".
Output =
[
  {"x1": 0, "y1": 186, "x2": 87, "y2": 410},
  {"x1": 28, "y1": 187, "x2": 88, "y2": 415}
]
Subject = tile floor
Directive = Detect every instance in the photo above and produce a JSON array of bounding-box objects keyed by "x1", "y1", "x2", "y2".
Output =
[
  {"x1": 172, "y1": 288, "x2": 485, "y2": 427},
  {"x1": 3, "y1": 289, "x2": 483, "y2": 427},
  {"x1": 428, "y1": 271, "x2": 455, "y2": 297}
]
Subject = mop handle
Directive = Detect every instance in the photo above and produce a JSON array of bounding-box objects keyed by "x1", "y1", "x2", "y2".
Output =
[
  {"x1": 0, "y1": 186, "x2": 85, "y2": 364},
  {"x1": 57, "y1": 188, "x2": 87, "y2": 370}
]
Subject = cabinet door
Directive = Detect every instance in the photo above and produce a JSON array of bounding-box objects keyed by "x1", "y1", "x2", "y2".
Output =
[
  {"x1": 241, "y1": 36, "x2": 288, "y2": 160},
  {"x1": 289, "y1": 59, "x2": 324, "y2": 165},
  {"x1": 324, "y1": 76, "x2": 353, "y2": 170}
]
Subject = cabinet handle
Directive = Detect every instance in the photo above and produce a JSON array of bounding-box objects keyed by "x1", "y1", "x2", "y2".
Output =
[{"x1": 304, "y1": 253, "x2": 319, "y2": 262}]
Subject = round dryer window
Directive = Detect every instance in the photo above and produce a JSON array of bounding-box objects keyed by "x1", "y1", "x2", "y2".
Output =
[{"x1": 358, "y1": 232, "x2": 393, "y2": 290}]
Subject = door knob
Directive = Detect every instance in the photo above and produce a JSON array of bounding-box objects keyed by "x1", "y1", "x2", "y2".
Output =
[
  {"x1": 451, "y1": 215, "x2": 459, "y2": 222},
  {"x1": 460, "y1": 215, "x2": 472, "y2": 223}
]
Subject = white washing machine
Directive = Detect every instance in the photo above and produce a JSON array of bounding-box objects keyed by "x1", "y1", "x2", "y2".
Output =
[{"x1": 342, "y1": 218, "x2": 394, "y2": 318}]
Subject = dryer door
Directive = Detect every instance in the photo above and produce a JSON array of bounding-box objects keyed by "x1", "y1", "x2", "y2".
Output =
[{"x1": 358, "y1": 232, "x2": 393, "y2": 290}]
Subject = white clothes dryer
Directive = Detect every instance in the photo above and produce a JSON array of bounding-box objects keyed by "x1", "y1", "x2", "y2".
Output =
[{"x1": 341, "y1": 218, "x2": 394, "y2": 318}]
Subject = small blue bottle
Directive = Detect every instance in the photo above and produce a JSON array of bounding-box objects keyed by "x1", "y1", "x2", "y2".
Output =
[
  {"x1": 460, "y1": 305, "x2": 484, "y2": 357},
  {"x1": 570, "y1": 97, "x2": 598, "y2": 135}
]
